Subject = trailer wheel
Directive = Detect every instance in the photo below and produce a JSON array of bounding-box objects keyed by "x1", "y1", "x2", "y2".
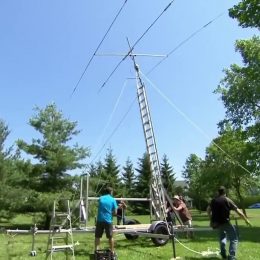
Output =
[
  {"x1": 124, "y1": 219, "x2": 140, "y2": 240},
  {"x1": 151, "y1": 223, "x2": 169, "y2": 246}
]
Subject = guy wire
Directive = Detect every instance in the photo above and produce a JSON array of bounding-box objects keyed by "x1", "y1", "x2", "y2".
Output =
[
  {"x1": 90, "y1": 96, "x2": 137, "y2": 165},
  {"x1": 147, "y1": 12, "x2": 225, "y2": 75},
  {"x1": 140, "y1": 70, "x2": 252, "y2": 175},
  {"x1": 92, "y1": 80, "x2": 128, "y2": 161}
]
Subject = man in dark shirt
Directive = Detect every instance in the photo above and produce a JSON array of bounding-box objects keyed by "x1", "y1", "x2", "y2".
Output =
[{"x1": 207, "y1": 186, "x2": 251, "y2": 260}]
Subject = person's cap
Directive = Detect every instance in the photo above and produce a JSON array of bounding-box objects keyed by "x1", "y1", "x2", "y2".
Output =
[{"x1": 173, "y1": 195, "x2": 180, "y2": 201}]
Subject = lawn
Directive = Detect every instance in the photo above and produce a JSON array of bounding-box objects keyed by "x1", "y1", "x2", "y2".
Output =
[{"x1": 0, "y1": 209, "x2": 259, "y2": 259}]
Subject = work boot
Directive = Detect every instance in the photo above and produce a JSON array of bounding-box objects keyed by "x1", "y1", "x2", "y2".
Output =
[
  {"x1": 112, "y1": 252, "x2": 117, "y2": 260},
  {"x1": 220, "y1": 252, "x2": 227, "y2": 259}
]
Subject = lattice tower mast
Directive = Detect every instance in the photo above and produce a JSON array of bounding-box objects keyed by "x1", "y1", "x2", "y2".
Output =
[{"x1": 132, "y1": 60, "x2": 168, "y2": 222}]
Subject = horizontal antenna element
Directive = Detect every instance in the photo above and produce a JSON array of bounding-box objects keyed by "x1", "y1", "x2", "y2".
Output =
[{"x1": 96, "y1": 53, "x2": 167, "y2": 57}]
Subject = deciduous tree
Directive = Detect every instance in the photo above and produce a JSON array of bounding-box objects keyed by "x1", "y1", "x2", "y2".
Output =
[
  {"x1": 203, "y1": 127, "x2": 256, "y2": 213},
  {"x1": 229, "y1": 0, "x2": 260, "y2": 28},
  {"x1": 216, "y1": 1, "x2": 260, "y2": 174},
  {"x1": 182, "y1": 154, "x2": 207, "y2": 210}
]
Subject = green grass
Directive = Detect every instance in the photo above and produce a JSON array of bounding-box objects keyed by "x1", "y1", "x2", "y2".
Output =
[{"x1": 0, "y1": 209, "x2": 259, "y2": 259}]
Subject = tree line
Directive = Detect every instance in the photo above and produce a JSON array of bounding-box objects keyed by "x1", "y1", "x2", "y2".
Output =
[{"x1": 0, "y1": 104, "x2": 177, "y2": 227}]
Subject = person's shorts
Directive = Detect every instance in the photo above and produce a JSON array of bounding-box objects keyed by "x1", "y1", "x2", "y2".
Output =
[{"x1": 95, "y1": 221, "x2": 113, "y2": 239}]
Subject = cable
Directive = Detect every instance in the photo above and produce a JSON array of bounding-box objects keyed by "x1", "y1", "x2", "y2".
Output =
[
  {"x1": 147, "y1": 12, "x2": 225, "y2": 75},
  {"x1": 70, "y1": 0, "x2": 128, "y2": 97},
  {"x1": 98, "y1": 0, "x2": 176, "y2": 91},
  {"x1": 90, "y1": 96, "x2": 137, "y2": 164},
  {"x1": 174, "y1": 237, "x2": 220, "y2": 257},
  {"x1": 140, "y1": 70, "x2": 253, "y2": 175},
  {"x1": 92, "y1": 80, "x2": 128, "y2": 160},
  {"x1": 91, "y1": 95, "x2": 137, "y2": 195}
]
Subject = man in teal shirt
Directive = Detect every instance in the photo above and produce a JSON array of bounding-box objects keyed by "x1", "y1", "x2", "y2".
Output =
[{"x1": 95, "y1": 187, "x2": 118, "y2": 254}]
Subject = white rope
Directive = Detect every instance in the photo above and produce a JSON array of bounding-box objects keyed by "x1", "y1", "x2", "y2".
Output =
[
  {"x1": 174, "y1": 237, "x2": 220, "y2": 257},
  {"x1": 174, "y1": 237, "x2": 203, "y2": 255}
]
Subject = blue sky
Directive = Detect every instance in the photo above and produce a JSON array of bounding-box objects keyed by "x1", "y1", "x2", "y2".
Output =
[{"x1": 0, "y1": 0, "x2": 257, "y2": 179}]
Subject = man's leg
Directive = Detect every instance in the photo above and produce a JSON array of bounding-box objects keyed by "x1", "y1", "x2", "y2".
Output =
[
  {"x1": 219, "y1": 226, "x2": 227, "y2": 259},
  {"x1": 109, "y1": 237, "x2": 117, "y2": 260},
  {"x1": 105, "y1": 223, "x2": 115, "y2": 252},
  {"x1": 95, "y1": 222, "x2": 104, "y2": 251},
  {"x1": 226, "y1": 224, "x2": 238, "y2": 260},
  {"x1": 95, "y1": 237, "x2": 101, "y2": 251},
  {"x1": 187, "y1": 220, "x2": 194, "y2": 238},
  {"x1": 109, "y1": 237, "x2": 114, "y2": 252}
]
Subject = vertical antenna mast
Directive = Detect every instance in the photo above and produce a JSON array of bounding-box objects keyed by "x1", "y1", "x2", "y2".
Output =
[
  {"x1": 97, "y1": 43, "x2": 173, "y2": 223},
  {"x1": 128, "y1": 53, "x2": 167, "y2": 222}
]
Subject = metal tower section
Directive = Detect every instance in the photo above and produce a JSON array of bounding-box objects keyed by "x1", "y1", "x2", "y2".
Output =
[{"x1": 133, "y1": 62, "x2": 167, "y2": 221}]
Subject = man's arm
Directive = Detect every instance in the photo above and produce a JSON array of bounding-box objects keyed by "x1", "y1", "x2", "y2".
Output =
[
  {"x1": 227, "y1": 197, "x2": 251, "y2": 226},
  {"x1": 235, "y1": 208, "x2": 251, "y2": 226},
  {"x1": 122, "y1": 201, "x2": 127, "y2": 209},
  {"x1": 173, "y1": 205, "x2": 182, "y2": 211},
  {"x1": 206, "y1": 205, "x2": 211, "y2": 218},
  {"x1": 113, "y1": 200, "x2": 118, "y2": 216}
]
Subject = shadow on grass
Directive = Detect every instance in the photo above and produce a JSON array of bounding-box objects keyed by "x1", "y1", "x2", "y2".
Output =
[
  {"x1": 75, "y1": 248, "x2": 90, "y2": 257},
  {"x1": 2, "y1": 223, "x2": 33, "y2": 230},
  {"x1": 175, "y1": 225, "x2": 260, "y2": 244},
  {"x1": 236, "y1": 226, "x2": 260, "y2": 243},
  {"x1": 74, "y1": 238, "x2": 166, "y2": 259},
  {"x1": 116, "y1": 237, "x2": 156, "y2": 249},
  {"x1": 191, "y1": 215, "x2": 210, "y2": 221}
]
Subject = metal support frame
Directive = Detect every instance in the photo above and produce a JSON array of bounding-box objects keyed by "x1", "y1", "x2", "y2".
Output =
[{"x1": 133, "y1": 61, "x2": 168, "y2": 223}]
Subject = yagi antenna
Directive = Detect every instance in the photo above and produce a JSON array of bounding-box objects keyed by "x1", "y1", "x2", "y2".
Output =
[{"x1": 96, "y1": 37, "x2": 167, "y2": 93}]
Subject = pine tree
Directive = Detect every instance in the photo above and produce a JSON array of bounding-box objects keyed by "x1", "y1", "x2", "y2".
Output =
[
  {"x1": 121, "y1": 157, "x2": 136, "y2": 197},
  {"x1": 135, "y1": 153, "x2": 151, "y2": 197},
  {"x1": 160, "y1": 154, "x2": 176, "y2": 196},
  {"x1": 102, "y1": 148, "x2": 121, "y2": 195},
  {"x1": 17, "y1": 103, "x2": 90, "y2": 192},
  {"x1": 134, "y1": 153, "x2": 151, "y2": 214},
  {"x1": 92, "y1": 160, "x2": 106, "y2": 195}
]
